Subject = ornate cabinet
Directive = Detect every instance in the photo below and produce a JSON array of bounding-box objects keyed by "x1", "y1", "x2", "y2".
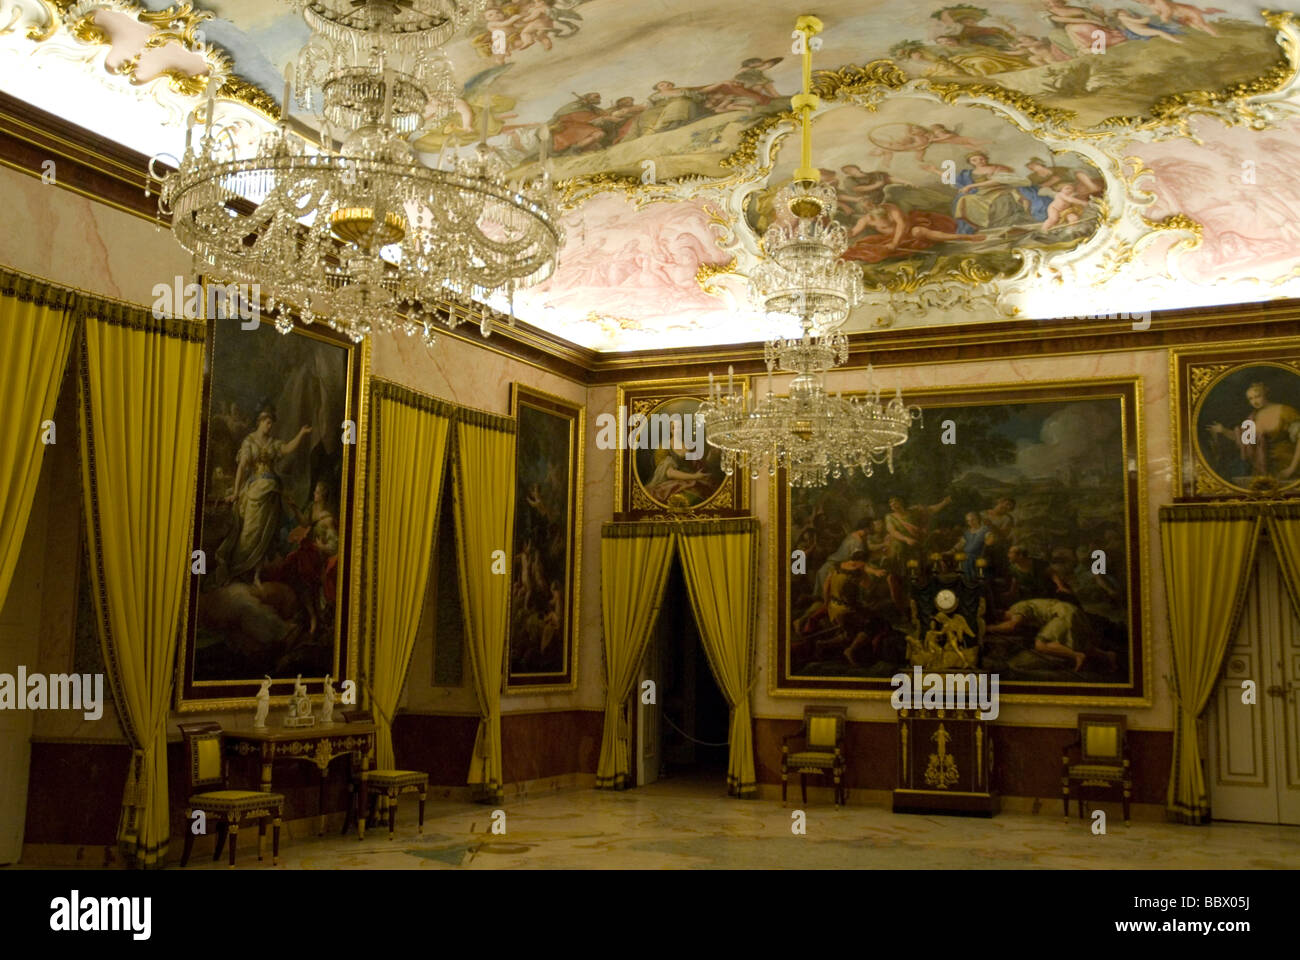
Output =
[{"x1": 893, "y1": 708, "x2": 998, "y2": 816}]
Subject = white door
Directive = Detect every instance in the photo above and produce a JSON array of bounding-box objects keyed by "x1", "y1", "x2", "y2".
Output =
[
  {"x1": 636, "y1": 632, "x2": 661, "y2": 787},
  {"x1": 0, "y1": 475, "x2": 51, "y2": 864},
  {"x1": 1208, "y1": 541, "x2": 1300, "y2": 825}
]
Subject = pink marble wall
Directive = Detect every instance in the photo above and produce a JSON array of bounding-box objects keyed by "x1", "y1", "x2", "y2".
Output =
[{"x1": 0, "y1": 165, "x2": 189, "y2": 305}]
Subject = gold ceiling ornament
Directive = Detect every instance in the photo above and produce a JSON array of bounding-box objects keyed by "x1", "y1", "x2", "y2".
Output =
[
  {"x1": 695, "y1": 257, "x2": 738, "y2": 295},
  {"x1": 137, "y1": 1, "x2": 210, "y2": 49},
  {"x1": 29, "y1": 0, "x2": 279, "y2": 119},
  {"x1": 212, "y1": 73, "x2": 278, "y2": 119},
  {"x1": 1141, "y1": 213, "x2": 1205, "y2": 242}
]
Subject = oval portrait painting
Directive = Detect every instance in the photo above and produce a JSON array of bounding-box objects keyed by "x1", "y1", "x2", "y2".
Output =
[
  {"x1": 633, "y1": 397, "x2": 726, "y2": 511},
  {"x1": 1194, "y1": 362, "x2": 1300, "y2": 494}
]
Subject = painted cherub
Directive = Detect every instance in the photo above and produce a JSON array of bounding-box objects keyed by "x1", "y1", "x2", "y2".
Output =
[{"x1": 1041, "y1": 183, "x2": 1092, "y2": 229}]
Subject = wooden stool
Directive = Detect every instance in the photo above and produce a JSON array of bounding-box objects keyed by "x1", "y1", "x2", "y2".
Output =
[{"x1": 357, "y1": 771, "x2": 428, "y2": 840}]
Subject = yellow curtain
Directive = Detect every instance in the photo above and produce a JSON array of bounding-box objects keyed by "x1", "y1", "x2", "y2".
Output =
[
  {"x1": 1159, "y1": 503, "x2": 1261, "y2": 824},
  {"x1": 363, "y1": 380, "x2": 454, "y2": 770},
  {"x1": 0, "y1": 269, "x2": 77, "y2": 609},
  {"x1": 677, "y1": 518, "x2": 759, "y2": 797},
  {"x1": 596, "y1": 522, "x2": 676, "y2": 789},
  {"x1": 1267, "y1": 505, "x2": 1300, "y2": 625},
  {"x1": 451, "y1": 408, "x2": 516, "y2": 801},
  {"x1": 78, "y1": 301, "x2": 205, "y2": 867}
]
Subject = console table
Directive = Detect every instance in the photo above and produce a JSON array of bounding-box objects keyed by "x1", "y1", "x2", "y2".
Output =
[{"x1": 225, "y1": 722, "x2": 376, "y2": 834}]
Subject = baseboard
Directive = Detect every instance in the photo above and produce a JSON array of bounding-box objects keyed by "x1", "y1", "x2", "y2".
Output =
[{"x1": 753, "y1": 784, "x2": 1167, "y2": 821}]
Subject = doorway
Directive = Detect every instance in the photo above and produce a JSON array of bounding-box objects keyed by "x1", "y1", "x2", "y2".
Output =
[
  {"x1": 1207, "y1": 537, "x2": 1300, "y2": 824},
  {"x1": 636, "y1": 556, "x2": 729, "y2": 788}
]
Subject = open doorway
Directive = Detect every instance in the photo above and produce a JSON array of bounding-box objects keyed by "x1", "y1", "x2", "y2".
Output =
[{"x1": 637, "y1": 555, "x2": 729, "y2": 789}]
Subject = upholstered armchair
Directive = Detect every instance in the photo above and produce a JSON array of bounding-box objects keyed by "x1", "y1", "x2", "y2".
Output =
[
  {"x1": 1062, "y1": 713, "x2": 1132, "y2": 825},
  {"x1": 781, "y1": 706, "x2": 848, "y2": 806},
  {"x1": 342, "y1": 710, "x2": 429, "y2": 840},
  {"x1": 178, "y1": 721, "x2": 284, "y2": 868}
]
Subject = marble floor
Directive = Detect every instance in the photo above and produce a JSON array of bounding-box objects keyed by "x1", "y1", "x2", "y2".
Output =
[{"x1": 181, "y1": 778, "x2": 1300, "y2": 870}]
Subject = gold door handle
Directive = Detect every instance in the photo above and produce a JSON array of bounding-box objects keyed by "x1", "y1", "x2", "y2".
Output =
[{"x1": 1266, "y1": 684, "x2": 1285, "y2": 697}]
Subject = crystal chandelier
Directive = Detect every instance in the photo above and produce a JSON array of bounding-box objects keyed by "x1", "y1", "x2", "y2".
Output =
[
  {"x1": 157, "y1": 0, "x2": 561, "y2": 344},
  {"x1": 697, "y1": 14, "x2": 918, "y2": 487}
]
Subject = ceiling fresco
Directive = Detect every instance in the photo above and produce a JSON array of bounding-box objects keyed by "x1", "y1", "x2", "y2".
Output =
[{"x1": 3, "y1": 0, "x2": 1300, "y2": 350}]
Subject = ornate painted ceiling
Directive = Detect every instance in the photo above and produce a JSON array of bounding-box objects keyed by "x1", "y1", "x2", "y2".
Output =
[{"x1": 3, "y1": 0, "x2": 1300, "y2": 350}]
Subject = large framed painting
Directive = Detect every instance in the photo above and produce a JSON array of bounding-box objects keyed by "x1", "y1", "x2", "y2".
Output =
[
  {"x1": 771, "y1": 378, "x2": 1149, "y2": 705},
  {"x1": 613, "y1": 378, "x2": 749, "y2": 519},
  {"x1": 507, "y1": 384, "x2": 584, "y2": 693},
  {"x1": 176, "y1": 312, "x2": 367, "y2": 710},
  {"x1": 1172, "y1": 341, "x2": 1300, "y2": 500}
]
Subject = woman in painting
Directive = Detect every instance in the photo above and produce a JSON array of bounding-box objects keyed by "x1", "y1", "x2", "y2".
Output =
[
  {"x1": 646, "y1": 445, "x2": 713, "y2": 506},
  {"x1": 215, "y1": 405, "x2": 313, "y2": 587},
  {"x1": 264, "y1": 480, "x2": 339, "y2": 636},
  {"x1": 953, "y1": 153, "x2": 1048, "y2": 232},
  {"x1": 636, "y1": 81, "x2": 706, "y2": 137},
  {"x1": 952, "y1": 511, "x2": 990, "y2": 581},
  {"x1": 1207, "y1": 381, "x2": 1300, "y2": 481}
]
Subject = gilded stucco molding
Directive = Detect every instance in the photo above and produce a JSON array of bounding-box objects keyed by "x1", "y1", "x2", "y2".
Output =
[{"x1": 14, "y1": 0, "x2": 277, "y2": 117}]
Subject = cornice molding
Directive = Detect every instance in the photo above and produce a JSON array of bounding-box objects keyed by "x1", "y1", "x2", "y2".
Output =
[{"x1": 4, "y1": 90, "x2": 1296, "y2": 386}]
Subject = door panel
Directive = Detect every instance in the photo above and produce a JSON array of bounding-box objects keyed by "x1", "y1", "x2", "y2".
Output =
[{"x1": 1209, "y1": 541, "x2": 1300, "y2": 825}]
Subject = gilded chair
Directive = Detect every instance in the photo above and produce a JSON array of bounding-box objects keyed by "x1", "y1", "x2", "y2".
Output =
[
  {"x1": 178, "y1": 722, "x2": 284, "y2": 868},
  {"x1": 781, "y1": 706, "x2": 847, "y2": 806},
  {"x1": 343, "y1": 710, "x2": 428, "y2": 840},
  {"x1": 1062, "y1": 713, "x2": 1131, "y2": 825}
]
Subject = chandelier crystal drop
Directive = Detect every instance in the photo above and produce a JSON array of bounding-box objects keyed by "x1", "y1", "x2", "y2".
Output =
[
  {"x1": 696, "y1": 14, "x2": 918, "y2": 488},
  {"x1": 157, "y1": 0, "x2": 561, "y2": 345}
]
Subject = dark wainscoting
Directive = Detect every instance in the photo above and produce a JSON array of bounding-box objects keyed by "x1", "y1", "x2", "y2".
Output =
[
  {"x1": 391, "y1": 710, "x2": 602, "y2": 785},
  {"x1": 753, "y1": 718, "x2": 1172, "y2": 805},
  {"x1": 23, "y1": 710, "x2": 604, "y2": 848}
]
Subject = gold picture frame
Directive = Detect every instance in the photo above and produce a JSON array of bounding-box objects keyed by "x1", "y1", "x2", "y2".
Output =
[
  {"x1": 769, "y1": 376, "x2": 1151, "y2": 706},
  {"x1": 1170, "y1": 339, "x2": 1300, "y2": 500},
  {"x1": 506, "y1": 384, "x2": 584, "y2": 693},
  {"x1": 176, "y1": 301, "x2": 369, "y2": 712},
  {"x1": 613, "y1": 376, "x2": 750, "y2": 520}
]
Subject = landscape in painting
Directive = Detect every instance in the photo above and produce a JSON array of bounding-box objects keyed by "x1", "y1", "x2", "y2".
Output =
[
  {"x1": 782, "y1": 389, "x2": 1139, "y2": 693},
  {"x1": 188, "y1": 317, "x2": 351, "y2": 688}
]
